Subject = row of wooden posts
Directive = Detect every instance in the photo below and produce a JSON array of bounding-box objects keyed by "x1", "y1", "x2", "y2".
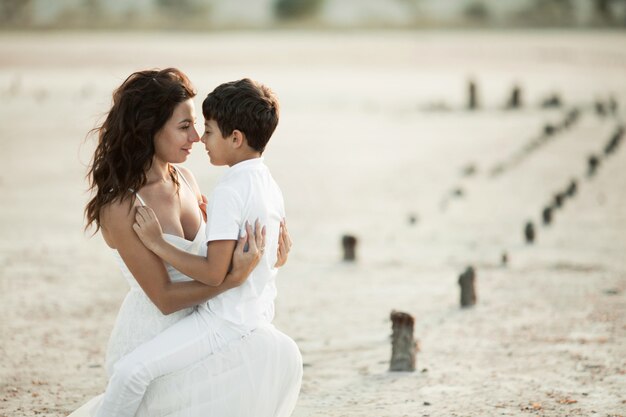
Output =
[
  {"x1": 466, "y1": 80, "x2": 618, "y2": 115},
  {"x1": 341, "y1": 121, "x2": 622, "y2": 370},
  {"x1": 524, "y1": 124, "x2": 624, "y2": 244},
  {"x1": 489, "y1": 107, "x2": 581, "y2": 178},
  {"x1": 341, "y1": 100, "x2": 622, "y2": 372},
  {"x1": 467, "y1": 80, "x2": 567, "y2": 111}
]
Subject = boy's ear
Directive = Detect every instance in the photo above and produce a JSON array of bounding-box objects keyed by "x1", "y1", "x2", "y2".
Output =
[{"x1": 231, "y1": 129, "x2": 245, "y2": 148}]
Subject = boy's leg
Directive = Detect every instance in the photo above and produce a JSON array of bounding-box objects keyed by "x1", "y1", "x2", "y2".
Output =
[{"x1": 94, "y1": 309, "x2": 228, "y2": 417}]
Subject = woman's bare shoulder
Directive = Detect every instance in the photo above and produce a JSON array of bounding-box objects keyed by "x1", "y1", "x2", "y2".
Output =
[
  {"x1": 177, "y1": 165, "x2": 202, "y2": 198},
  {"x1": 100, "y1": 197, "x2": 136, "y2": 247}
]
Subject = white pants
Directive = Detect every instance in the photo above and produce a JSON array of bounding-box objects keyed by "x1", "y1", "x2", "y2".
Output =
[{"x1": 93, "y1": 307, "x2": 245, "y2": 417}]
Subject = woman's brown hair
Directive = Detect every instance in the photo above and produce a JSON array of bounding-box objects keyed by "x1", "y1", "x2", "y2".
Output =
[{"x1": 85, "y1": 68, "x2": 196, "y2": 232}]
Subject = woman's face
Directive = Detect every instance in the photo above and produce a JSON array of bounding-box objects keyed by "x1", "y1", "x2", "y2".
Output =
[{"x1": 153, "y1": 99, "x2": 200, "y2": 164}]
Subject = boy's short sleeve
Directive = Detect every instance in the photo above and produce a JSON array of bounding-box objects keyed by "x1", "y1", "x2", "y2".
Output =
[{"x1": 205, "y1": 186, "x2": 243, "y2": 242}]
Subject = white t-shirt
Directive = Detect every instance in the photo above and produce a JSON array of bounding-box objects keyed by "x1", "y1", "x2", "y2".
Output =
[{"x1": 204, "y1": 157, "x2": 285, "y2": 330}]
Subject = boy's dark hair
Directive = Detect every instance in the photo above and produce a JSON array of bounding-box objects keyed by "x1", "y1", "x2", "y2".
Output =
[{"x1": 202, "y1": 78, "x2": 279, "y2": 153}]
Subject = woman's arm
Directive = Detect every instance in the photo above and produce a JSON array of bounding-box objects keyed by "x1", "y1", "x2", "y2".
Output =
[
  {"x1": 100, "y1": 200, "x2": 259, "y2": 315},
  {"x1": 134, "y1": 207, "x2": 263, "y2": 287}
]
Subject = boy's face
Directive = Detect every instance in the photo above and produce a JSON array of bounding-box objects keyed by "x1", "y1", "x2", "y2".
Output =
[{"x1": 201, "y1": 118, "x2": 231, "y2": 166}]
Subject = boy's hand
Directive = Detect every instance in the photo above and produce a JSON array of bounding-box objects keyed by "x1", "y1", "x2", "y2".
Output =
[
  {"x1": 275, "y1": 218, "x2": 293, "y2": 268},
  {"x1": 226, "y1": 220, "x2": 265, "y2": 288},
  {"x1": 133, "y1": 206, "x2": 165, "y2": 251}
]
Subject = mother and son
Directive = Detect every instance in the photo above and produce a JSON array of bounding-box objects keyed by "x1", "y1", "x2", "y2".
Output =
[{"x1": 70, "y1": 68, "x2": 302, "y2": 416}]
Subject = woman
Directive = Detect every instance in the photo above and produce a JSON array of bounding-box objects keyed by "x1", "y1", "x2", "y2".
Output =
[{"x1": 71, "y1": 68, "x2": 301, "y2": 416}]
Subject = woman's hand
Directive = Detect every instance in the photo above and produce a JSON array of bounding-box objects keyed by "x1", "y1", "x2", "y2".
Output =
[
  {"x1": 225, "y1": 220, "x2": 266, "y2": 288},
  {"x1": 275, "y1": 218, "x2": 293, "y2": 268}
]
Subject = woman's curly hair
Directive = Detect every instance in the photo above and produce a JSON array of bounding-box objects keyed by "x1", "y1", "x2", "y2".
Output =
[{"x1": 85, "y1": 68, "x2": 196, "y2": 232}]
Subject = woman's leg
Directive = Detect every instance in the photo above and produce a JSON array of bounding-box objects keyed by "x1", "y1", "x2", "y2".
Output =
[{"x1": 93, "y1": 309, "x2": 235, "y2": 417}]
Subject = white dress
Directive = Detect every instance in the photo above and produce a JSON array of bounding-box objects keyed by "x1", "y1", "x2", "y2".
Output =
[{"x1": 69, "y1": 220, "x2": 302, "y2": 417}]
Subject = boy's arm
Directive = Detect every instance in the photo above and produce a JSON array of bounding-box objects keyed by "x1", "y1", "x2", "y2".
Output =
[
  {"x1": 101, "y1": 201, "x2": 252, "y2": 315},
  {"x1": 133, "y1": 206, "x2": 261, "y2": 286}
]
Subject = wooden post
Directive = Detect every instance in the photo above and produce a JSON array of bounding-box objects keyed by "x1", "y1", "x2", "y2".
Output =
[
  {"x1": 524, "y1": 221, "x2": 535, "y2": 244},
  {"x1": 595, "y1": 100, "x2": 607, "y2": 117},
  {"x1": 542, "y1": 207, "x2": 553, "y2": 225},
  {"x1": 544, "y1": 123, "x2": 556, "y2": 136},
  {"x1": 389, "y1": 311, "x2": 416, "y2": 372},
  {"x1": 458, "y1": 266, "x2": 477, "y2": 308},
  {"x1": 587, "y1": 154, "x2": 600, "y2": 177},
  {"x1": 553, "y1": 192, "x2": 564, "y2": 209},
  {"x1": 468, "y1": 79, "x2": 478, "y2": 110},
  {"x1": 541, "y1": 93, "x2": 562, "y2": 109},
  {"x1": 506, "y1": 85, "x2": 522, "y2": 109},
  {"x1": 341, "y1": 235, "x2": 357, "y2": 261},
  {"x1": 501, "y1": 251, "x2": 509, "y2": 267},
  {"x1": 566, "y1": 180, "x2": 577, "y2": 198},
  {"x1": 605, "y1": 126, "x2": 624, "y2": 155}
]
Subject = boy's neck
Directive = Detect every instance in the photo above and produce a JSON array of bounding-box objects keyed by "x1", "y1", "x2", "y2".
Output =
[{"x1": 227, "y1": 150, "x2": 262, "y2": 167}]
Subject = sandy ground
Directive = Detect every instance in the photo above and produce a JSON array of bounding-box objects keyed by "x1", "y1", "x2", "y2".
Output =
[{"x1": 0, "y1": 31, "x2": 625, "y2": 417}]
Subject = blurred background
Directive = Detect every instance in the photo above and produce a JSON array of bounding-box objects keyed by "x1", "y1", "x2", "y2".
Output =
[
  {"x1": 1, "y1": 1, "x2": 626, "y2": 417},
  {"x1": 1, "y1": 0, "x2": 626, "y2": 29}
]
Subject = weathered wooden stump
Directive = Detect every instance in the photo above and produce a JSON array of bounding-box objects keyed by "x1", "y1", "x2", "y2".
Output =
[
  {"x1": 544, "y1": 123, "x2": 556, "y2": 136},
  {"x1": 595, "y1": 100, "x2": 607, "y2": 117},
  {"x1": 562, "y1": 108, "x2": 580, "y2": 129},
  {"x1": 541, "y1": 93, "x2": 562, "y2": 108},
  {"x1": 614, "y1": 125, "x2": 624, "y2": 145},
  {"x1": 506, "y1": 85, "x2": 522, "y2": 109},
  {"x1": 341, "y1": 235, "x2": 357, "y2": 261},
  {"x1": 524, "y1": 221, "x2": 535, "y2": 244},
  {"x1": 468, "y1": 79, "x2": 478, "y2": 110},
  {"x1": 389, "y1": 311, "x2": 417, "y2": 372},
  {"x1": 542, "y1": 206, "x2": 553, "y2": 225},
  {"x1": 459, "y1": 266, "x2": 477, "y2": 308},
  {"x1": 553, "y1": 192, "x2": 564, "y2": 209},
  {"x1": 587, "y1": 154, "x2": 600, "y2": 177},
  {"x1": 566, "y1": 180, "x2": 578, "y2": 198},
  {"x1": 605, "y1": 126, "x2": 624, "y2": 155},
  {"x1": 461, "y1": 163, "x2": 477, "y2": 177}
]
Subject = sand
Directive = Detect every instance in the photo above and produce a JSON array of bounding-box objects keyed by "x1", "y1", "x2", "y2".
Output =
[{"x1": 0, "y1": 30, "x2": 625, "y2": 417}]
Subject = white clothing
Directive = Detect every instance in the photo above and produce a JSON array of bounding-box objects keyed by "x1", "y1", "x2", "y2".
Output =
[
  {"x1": 104, "y1": 227, "x2": 204, "y2": 374},
  {"x1": 69, "y1": 165, "x2": 301, "y2": 417},
  {"x1": 205, "y1": 157, "x2": 284, "y2": 330}
]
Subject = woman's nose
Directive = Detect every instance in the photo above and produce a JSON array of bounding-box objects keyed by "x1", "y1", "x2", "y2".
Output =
[{"x1": 190, "y1": 127, "x2": 200, "y2": 143}]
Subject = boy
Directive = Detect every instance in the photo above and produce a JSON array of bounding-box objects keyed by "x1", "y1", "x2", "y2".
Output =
[
  {"x1": 136, "y1": 77, "x2": 285, "y2": 329},
  {"x1": 96, "y1": 78, "x2": 288, "y2": 417}
]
